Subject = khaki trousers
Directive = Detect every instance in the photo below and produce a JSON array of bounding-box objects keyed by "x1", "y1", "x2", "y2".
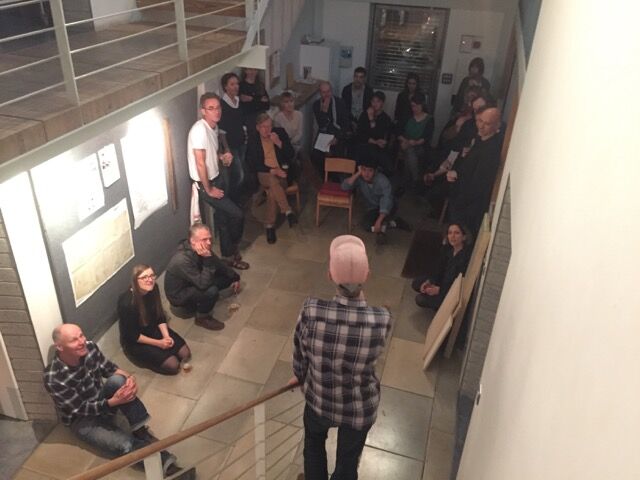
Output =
[{"x1": 257, "y1": 172, "x2": 290, "y2": 225}]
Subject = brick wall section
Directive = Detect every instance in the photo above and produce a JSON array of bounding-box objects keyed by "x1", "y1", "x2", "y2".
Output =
[
  {"x1": 451, "y1": 181, "x2": 512, "y2": 479},
  {"x1": 0, "y1": 216, "x2": 57, "y2": 421}
]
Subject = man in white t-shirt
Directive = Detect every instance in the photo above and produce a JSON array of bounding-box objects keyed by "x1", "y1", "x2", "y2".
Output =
[{"x1": 187, "y1": 92, "x2": 249, "y2": 270}]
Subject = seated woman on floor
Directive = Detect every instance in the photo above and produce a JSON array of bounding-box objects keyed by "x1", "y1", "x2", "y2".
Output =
[
  {"x1": 411, "y1": 222, "x2": 472, "y2": 310},
  {"x1": 118, "y1": 264, "x2": 191, "y2": 375}
]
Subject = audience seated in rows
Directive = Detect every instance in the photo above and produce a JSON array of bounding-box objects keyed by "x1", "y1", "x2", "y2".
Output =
[
  {"x1": 164, "y1": 224, "x2": 241, "y2": 331},
  {"x1": 411, "y1": 222, "x2": 472, "y2": 310},
  {"x1": 247, "y1": 113, "x2": 298, "y2": 244},
  {"x1": 118, "y1": 264, "x2": 191, "y2": 375}
]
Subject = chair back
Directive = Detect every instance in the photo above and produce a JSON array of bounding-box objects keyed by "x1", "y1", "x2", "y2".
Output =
[{"x1": 324, "y1": 157, "x2": 356, "y2": 181}]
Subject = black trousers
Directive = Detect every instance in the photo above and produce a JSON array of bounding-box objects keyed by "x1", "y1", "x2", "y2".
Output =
[
  {"x1": 303, "y1": 405, "x2": 370, "y2": 480},
  {"x1": 169, "y1": 270, "x2": 235, "y2": 314},
  {"x1": 198, "y1": 177, "x2": 244, "y2": 258}
]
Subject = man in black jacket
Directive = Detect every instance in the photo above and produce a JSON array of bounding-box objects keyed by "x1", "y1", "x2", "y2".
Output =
[
  {"x1": 247, "y1": 113, "x2": 297, "y2": 244},
  {"x1": 164, "y1": 224, "x2": 241, "y2": 330},
  {"x1": 446, "y1": 107, "x2": 503, "y2": 235},
  {"x1": 342, "y1": 67, "x2": 374, "y2": 128}
]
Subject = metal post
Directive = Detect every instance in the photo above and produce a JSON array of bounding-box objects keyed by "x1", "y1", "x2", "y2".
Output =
[
  {"x1": 254, "y1": 403, "x2": 266, "y2": 480},
  {"x1": 245, "y1": 0, "x2": 255, "y2": 28},
  {"x1": 143, "y1": 451, "x2": 164, "y2": 480},
  {"x1": 174, "y1": 0, "x2": 188, "y2": 62},
  {"x1": 49, "y1": 0, "x2": 79, "y2": 105}
]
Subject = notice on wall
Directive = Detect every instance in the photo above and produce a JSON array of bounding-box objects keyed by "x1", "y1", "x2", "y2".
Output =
[
  {"x1": 62, "y1": 199, "x2": 134, "y2": 306},
  {"x1": 98, "y1": 143, "x2": 120, "y2": 188},
  {"x1": 76, "y1": 153, "x2": 105, "y2": 221},
  {"x1": 121, "y1": 112, "x2": 168, "y2": 229}
]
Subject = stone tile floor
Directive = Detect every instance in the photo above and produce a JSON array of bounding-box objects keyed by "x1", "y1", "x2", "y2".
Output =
[{"x1": 9, "y1": 191, "x2": 460, "y2": 480}]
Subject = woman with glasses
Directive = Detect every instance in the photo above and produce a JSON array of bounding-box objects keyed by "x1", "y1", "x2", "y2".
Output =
[{"x1": 118, "y1": 264, "x2": 191, "y2": 375}]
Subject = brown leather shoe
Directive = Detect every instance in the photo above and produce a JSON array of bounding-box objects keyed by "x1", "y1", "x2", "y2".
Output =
[{"x1": 195, "y1": 316, "x2": 225, "y2": 331}]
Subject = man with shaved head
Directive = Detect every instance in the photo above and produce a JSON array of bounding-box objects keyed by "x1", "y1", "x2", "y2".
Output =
[
  {"x1": 446, "y1": 106, "x2": 504, "y2": 234},
  {"x1": 44, "y1": 324, "x2": 184, "y2": 476}
]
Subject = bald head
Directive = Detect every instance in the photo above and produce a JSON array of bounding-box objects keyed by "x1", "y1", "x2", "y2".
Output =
[
  {"x1": 53, "y1": 324, "x2": 88, "y2": 363},
  {"x1": 476, "y1": 107, "x2": 501, "y2": 140},
  {"x1": 318, "y1": 81, "x2": 333, "y2": 101}
]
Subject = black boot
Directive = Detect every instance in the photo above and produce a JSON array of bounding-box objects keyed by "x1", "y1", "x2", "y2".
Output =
[{"x1": 266, "y1": 227, "x2": 277, "y2": 244}]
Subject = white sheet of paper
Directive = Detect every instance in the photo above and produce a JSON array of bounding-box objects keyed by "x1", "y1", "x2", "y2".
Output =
[
  {"x1": 98, "y1": 143, "x2": 120, "y2": 188},
  {"x1": 76, "y1": 154, "x2": 105, "y2": 222},
  {"x1": 314, "y1": 133, "x2": 335, "y2": 153}
]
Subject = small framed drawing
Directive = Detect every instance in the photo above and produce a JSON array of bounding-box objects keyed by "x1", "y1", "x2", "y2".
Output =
[
  {"x1": 339, "y1": 46, "x2": 353, "y2": 68},
  {"x1": 459, "y1": 35, "x2": 482, "y2": 53}
]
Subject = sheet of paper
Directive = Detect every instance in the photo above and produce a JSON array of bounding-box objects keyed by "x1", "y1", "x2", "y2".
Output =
[
  {"x1": 314, "y1": 133, "x2": 335, "y2": 153},
  {"x1": 62, "y1": 199, "x2": 134, "y2": 306},
  {"x1": 76, "y1": 154, "x2": 105, "y2": 222},
  {"x1": 98, "y1": 143, "x2": 120, "y2": 188}
]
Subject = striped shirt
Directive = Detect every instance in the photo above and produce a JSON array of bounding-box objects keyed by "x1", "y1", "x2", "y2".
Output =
[
  {"x1": 43, "y1": 341, "x2": 118, "y2": 425},
  {"x1": 293, "y1": 295, "x2": 392, "y2": 430}
]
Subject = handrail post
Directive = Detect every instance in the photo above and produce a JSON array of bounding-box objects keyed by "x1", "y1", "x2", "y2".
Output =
[
  {"x1": 143, "y1": 452, "x2": 164, "y2": 480},
  {"x1": 174, "y1": 0, "x2": 188, "y2": 62},
  {"x1": 254, "y1": 402, "x2": 266, "y2": 480},
  {"x1": 245, "y1": 0, "x2": 255, "y2": 27},
  {"x1": 49, "y1": 0, "x2": 79, "y2": 105}
]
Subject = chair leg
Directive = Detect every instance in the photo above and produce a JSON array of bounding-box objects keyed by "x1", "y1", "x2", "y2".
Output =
[
  {"x1": 316, "y1": 201, "x2": 320, "y2": 227},
  {"x1": 348, "y1": 206, "x2": 352, "y2": 232}
]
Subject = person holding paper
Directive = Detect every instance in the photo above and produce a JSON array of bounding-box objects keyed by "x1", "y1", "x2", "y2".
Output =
[{"x1": 311, "y1": 81, "x2": 349, "y2": 176}]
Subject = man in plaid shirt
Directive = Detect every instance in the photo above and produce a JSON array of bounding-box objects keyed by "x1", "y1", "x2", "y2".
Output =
[
  {"x1": 293, "y1": 235, "x2": 392, "y2": 480},
  {"x1": 43, "y1": 324, "x2": 181, "y2": 475}
]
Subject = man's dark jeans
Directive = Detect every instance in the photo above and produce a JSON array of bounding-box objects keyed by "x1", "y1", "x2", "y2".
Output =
[
  {"x1": 198, "y1": 177, "x2": 244, "y2": 258},
  {"x1": 303, "y1": 405, "x2": 370, "y2": 480},
  {"x1": 170, "y1": 270, "x2": 236, "y2": 314},
  {"x1": 70, "y1": 374, "x2": 150, "y2": 458}
]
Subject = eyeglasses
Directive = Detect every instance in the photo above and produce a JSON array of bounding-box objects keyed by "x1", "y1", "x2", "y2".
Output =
[
  {"x1": 203, "y1": 106, "x2": 220, "y2": 111},
  {"x1": 138, "y1": 274, "x2": 156, "y2": 281}
]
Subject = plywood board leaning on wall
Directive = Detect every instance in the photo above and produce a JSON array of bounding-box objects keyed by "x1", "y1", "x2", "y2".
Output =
[{"x1": 423, "y1": 274, "x2": 462, "y2": 371}]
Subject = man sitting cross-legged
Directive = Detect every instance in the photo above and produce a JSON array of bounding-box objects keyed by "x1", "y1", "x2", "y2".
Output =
[
  {"x1": 164, "y1": 223, "x2": 241, "y2": 331},
  {"x1": 43, "y1": 324, "x2": 188, "y2": 477},
  {"x1": 341, "y1": 158, "x2": 411, "y2": 245}
]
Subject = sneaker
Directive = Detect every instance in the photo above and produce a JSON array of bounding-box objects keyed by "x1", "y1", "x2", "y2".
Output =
[
  {"x1": 195, "y1": 316, "x2": 225, "y2": 331},
  {"x1": 376, "y1": 232, "x2": 387, "y2": 245},
  {"x1": 266, "y1": 227, "x2": 277, "y2": 244},
  {"x1": 393, "y1": 216, "x2": 412, "y2": 231},
  {"x1": 286, "y1": 212, "x2": 298, "y2": 227},
  {"x1": 160, "y1": 451, "x2": 177, "y2": 476},
  {"x1": 132, "y1": 426, "x2": 159, "y2": 444}
]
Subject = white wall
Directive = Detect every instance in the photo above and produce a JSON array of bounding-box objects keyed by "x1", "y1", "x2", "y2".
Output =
[
  {"x1": 90, "y1": 0, "x2": 139, "y2": 30},
  {"x1": 458, "y1": 1, "x2": 640, "y2": 479}
]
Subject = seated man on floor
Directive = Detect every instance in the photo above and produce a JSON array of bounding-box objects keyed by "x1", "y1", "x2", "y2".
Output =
[
  {"x1": 311, "y1": 81, "x2": 350, "y2": 177},
  {"x1": 446, "y1": 106, "x2": 503, "y2": 235},
  {"x1": 341, "y1": 158, "x2": 411, "y2": 244},
  {"x1": 43, "y1": 324, "x2": 185, "y2": 477},
  {"x1": 247, "y1": 112, "x2": 298, "y2": 245},
  {"x1": 164, "y1": 224, "x2": 241, "y2": 331}
]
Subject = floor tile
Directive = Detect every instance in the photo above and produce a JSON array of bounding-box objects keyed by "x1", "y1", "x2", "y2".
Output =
[
  {"x1": 139, "y1": 388, "x2": 196, "y2": 439},
  {"x1": 268, "y1": 258, "x2": 323, "y2": 295},
  {"x1": 366, "y1": 386, "x2": 432, "y2": 461},
  {"x1": 431, "y1": 354, "x2": 463, "y2": 435},
  {"x1": 22, "y1": 424, "x2": 97, "y2": 478},
  {"x1": 363, "y1": 273, "x2": 405, "y2": 309},
  {"x1": 261, "y1": 360, "x2": 304, "y2": 423},
  {"x1": 170, "y1": 435, "x2": 227, "y2": 472},
  {"x1": 284, "y1": 234, "x2": 332, "y2": 263},
  {"x1": 218, "y1": 327, "x2": 287, "y2": 384},
  {"x1": 247, "y1": 288, "x2": 307, "y2": 336},
  {"x1": 392, "y1": 281, "x2": 432, "y2": 343},
  {"x1": 183, "y1": 304, "x2": 252, "y2": 351},
  {"x1": 423, "y1": 429, "x2": 455, "y2": 480},
  {"x1": 235, "y1": 264, "x2": 276, "y2": 307},
  {"x1": 12, "y1": 468, "x2": 55, "y2": 480},
  {"x1": 278, "y1": 334, "x2": 294, "y2": 362},
  {"x1": 358, "y1": 446, "x2": 423, "y2": 480},
  {"x1": 367, "y1": 241, "x2": 412, "y2": 279},
  {"x1": 381, "y1": 337, "x2": 438, "y2": 397},
  {"x1": 148, "y1": 340, "x2": 226, "y2": 400},
  {"x1": 182, "y1": 373, "x2": 262, "y2": 444}
]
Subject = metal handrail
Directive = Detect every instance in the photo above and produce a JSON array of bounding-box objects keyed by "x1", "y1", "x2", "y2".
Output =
[
  {"x1": 0, "y1": 0, "x2": 45, "y2": 11},
  {"x1": 184, "y1": 1, "x2": 245, "y2": 22},
  {"x1": 69, "y1": 21, "x2": 177, "y2": 55},
  {"x1": 0, "y1": 26, "x2": 54, "y2": 45},
  {"x1": 68, "y1": 380, "x2": 300, "y2": 480},
  {"x1": 64, "y1": 0, "x2": 176, "y2": 28},
  {"x1": 0, "y1": 81, "x2": 64, "y2": 109},
  {"x1": 186, "y1": 18, "x2": 245, "y2": 42},
  {"x1": 0, "y1": 55, "x2": 59, "y2": 78}
]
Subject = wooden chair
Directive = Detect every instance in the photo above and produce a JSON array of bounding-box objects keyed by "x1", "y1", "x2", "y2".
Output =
[
  {"x1": 286, "y1": 182, "x2": 301, "y2": 211},
  {"x1": 315, "y1": 157, "x2": 356, "y2": 231}
]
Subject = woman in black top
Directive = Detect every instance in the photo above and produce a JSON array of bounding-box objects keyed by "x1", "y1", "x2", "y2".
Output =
[
  {"x1": 394, "y1": 72, "x2": 422, "y2": 134},
  {"x1": 411, "y1": 223, "x2": 472, "y2": 310},
  {"x1": 239, "y1": 68, "x2": 270, "y2": 134},
  {"x1": 356, "y1": 91, "x2": 394, "y2": 174},
  {"x1": 452, "y1": 57, "x2": 491, "y2": 112},
  {"x1": 118, "y1": 264, "x2": 190, "y2": 375}
]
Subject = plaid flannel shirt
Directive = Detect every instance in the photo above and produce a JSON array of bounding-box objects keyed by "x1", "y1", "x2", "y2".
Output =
[
  {"x1": 43, "y1": 341, "x2": 118, "y2": 425},
  {"x1": 293, "y1": 295, "x2": 392, "y2": 430}
]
